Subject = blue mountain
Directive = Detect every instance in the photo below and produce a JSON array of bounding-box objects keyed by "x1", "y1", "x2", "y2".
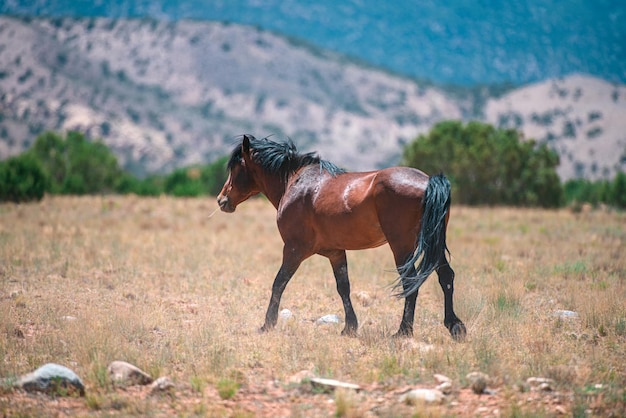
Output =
[{"x1": 2, "y1": 0, "x2": 624, "y2": 86}]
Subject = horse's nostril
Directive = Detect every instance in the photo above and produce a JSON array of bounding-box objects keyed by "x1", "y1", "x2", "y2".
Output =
[{"x1": 217, "y1": 196, "x2": 235, "y2": 212}]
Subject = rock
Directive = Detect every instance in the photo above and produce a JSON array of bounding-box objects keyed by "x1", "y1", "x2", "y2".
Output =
[
  {"x1": 436, "y1": 381, "x2": 453, "y2": 394},
  {"x1": 433, "y1": 373, "x2": 451, "y2": 384},
  {"x1": 526, "y1": 377, "x2": 555, "y2": 391},
  {"x1": 279, "y1": 309, "x2": 294, "y2": 321},
  {"x1": 553, "y1": 310, "x2": 579, "y2": 319},
  {"x1": 355, "y1": 291, "x2": 373, "y2": 307},
  {"x1": 16, "y1": 363, "x2": 85, "y2": 396},
  {"x1": 150, "y1": 376, "x2": 175, "y2": 395},
  {"x1": 309, "y1": 377, "x2": 360, "y2": 393},
  {"x1": 316, "y1": 314, "x2": 341, "y2": 325},
  {"x1": 400, "y1": 388, "x2": 445, "y2": 405},
  {"x1": 466, "y1": 372, "x2": 490, "y2": 394},
  {"x1": 107, "y1": 361, "x2": 153, "y2": 386}
]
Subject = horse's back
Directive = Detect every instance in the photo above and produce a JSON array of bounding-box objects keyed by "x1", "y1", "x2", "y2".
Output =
[
  {"x1": 278, "y1": 165, "x2": 430, "y2": 252},
  {"x1": 373, "y1": 166, "x2": 429, "y2": 199}
]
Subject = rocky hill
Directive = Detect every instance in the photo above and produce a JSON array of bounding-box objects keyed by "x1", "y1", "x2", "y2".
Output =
[{"x1": 1, "y1": 16, "x2": 624, "y2": 180}]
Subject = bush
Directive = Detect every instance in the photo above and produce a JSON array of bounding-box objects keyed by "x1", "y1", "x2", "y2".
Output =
[
  {"x1": 564, "y1": 172, "x2": 626, "y2": 209},
  {"x1": 115, "y1": 173, "x2": 163, "y2": 196},
  {"x1": 402, "y1": 120, "x2": 562, "y2": 207},
  {"x1": 162, "y1": 156, "x2": 229, "y2": 197},
  {"x1": 0, "y1": 153, "x2": 49, "y2": 202},
  {"x1": 28, "y1": 131, "x2": 123, "y2": 194}
]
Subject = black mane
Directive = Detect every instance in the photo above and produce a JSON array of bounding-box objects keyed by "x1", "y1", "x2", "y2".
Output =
[{"x1": 227, "y1": 135, "x2": 345, "y2": 179}]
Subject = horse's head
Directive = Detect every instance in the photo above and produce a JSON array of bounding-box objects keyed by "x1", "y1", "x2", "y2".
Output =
[{"x1": 217, "y1": 135, "x2": 261, "y2": 213}]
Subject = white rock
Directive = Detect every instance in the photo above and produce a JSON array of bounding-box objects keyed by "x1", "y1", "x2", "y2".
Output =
[
  {"x1": 436, "y1": 381, "x2": 453, "y2": 394},
  {"x1": 527, "y1": 377, "x2": 555, "y2": 391},
  {"x1": 279, "y1": 309, "x2": 294, "y2": 320},
  {"x1": 107, "y1": 360, "x2": 153, "y2": 386},
  {"x1": 309, "y1": 377, "x2": 360, "y2": 392},
  {"x1": 150, "y1": 376, "x2": 175, "y2": 394},
  {"x1": 554, "y1": 310, "x2": 579, "y2": 319},
  {"x1": 316, "y1": 314, "x2": 341, "y2": 324},
  {"x1": 433, "y1": 373, "x2": 451, "y2": 384},
  {"x1": 17, "y1": 363, "x2": 85, "y2": 396},
  {"x1": 400, "y1": 388, "x2": 445, "y2": 405}
]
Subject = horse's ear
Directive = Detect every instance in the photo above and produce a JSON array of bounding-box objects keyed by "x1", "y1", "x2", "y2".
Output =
[{"x1": 242, "y1": 135, "x2": 251, "y2": 155}]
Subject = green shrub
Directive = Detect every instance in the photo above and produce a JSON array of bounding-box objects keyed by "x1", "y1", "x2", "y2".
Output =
[
  {"x1": 27, "y1": 130, "x2": 123, "y2": 195},
  {"x1": 563, "y1": 172, "x2": 626, "y2": 209},
  {"x1": 402, "y1": 120, "x2": 562, "y2": 207},
  {"x1": 162, "y1": 156, "x2": 229, "y2": 197},
  {"x1": 0, "y1": 153, "x2": 49, "y2": 202}
]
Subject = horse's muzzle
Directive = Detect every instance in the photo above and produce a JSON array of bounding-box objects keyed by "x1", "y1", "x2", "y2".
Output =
[{"x1": 217, "y1": 195, "x2": 235, "y2": 213}]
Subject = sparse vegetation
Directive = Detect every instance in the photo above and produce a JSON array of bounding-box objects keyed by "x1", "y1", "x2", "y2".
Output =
[{"x1": 0, "y1": 197, "x2": 624, "y2": 416}]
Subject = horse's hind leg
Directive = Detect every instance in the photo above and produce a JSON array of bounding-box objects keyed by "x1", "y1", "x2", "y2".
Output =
[
  {"x1": 395, "y1": 263, "x2": 418, "y2": 337},
  {"x1": 436, "y1": 257, "x2": 466, "y2": 341},
  {"x1": 325, "y1": 250, "x2": 358, "y2": 336}
]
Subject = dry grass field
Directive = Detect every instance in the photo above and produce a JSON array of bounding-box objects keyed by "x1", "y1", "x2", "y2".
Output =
[{"x1": 1, "y1": 195, "x2": 625, "y2": 417}]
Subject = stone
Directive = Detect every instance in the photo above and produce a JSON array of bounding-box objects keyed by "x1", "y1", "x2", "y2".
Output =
[
  {"x1": 279, "y1": 309, "x2": 294, "y2": 321},
  {"x1": 526, "y1": 377, "x2": 555, "y2": 391},
  {"x1": 433, "y1": 373, "x2": 451, "y2": 384},
  {"x1": 150, "y1": 376, "x2": 175, "y2": 395},
  {"x1": 309, "y1": 377, "x2": 360, "y2": 393},
  {"x1": 553, "y1": 310, "x2": 579, "y2": 319},
  {"x1": 436, "y1": 381, "x2": 453, "y2": 394},
  {"x1": 355, "y1": 291, "x2": 373, "y2": 307},
  {"x1": 400, "y1": 388, "x2": 445, "y2": 405},
  {"x1": 316, "y1": 314, "x2": 341, "y2": 324},
  {"x1": 466, "y1": 372, "x2": 490, "y2": 394},
  {"x1": 16, "y1": 363, "x2": 85, "y2": 396},
  {"x1": 107, "y1": 360, "x2": 153, "y2": 386}
]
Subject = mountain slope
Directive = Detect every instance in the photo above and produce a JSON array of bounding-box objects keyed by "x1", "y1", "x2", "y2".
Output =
[
  {"x1": 0, "y1": 16, "x2": 624, "y2": 180},
  {"x1": 485, "y1": 75, "x2": 626, "y2": 179},
  {"x1": 0, "y1": 16, "x2": 463, "y2": 174},
  {"x1": 2, "y1": 1, "x2": 624, "y2": 86}
]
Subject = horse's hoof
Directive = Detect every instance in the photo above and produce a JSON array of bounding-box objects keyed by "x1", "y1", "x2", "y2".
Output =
[
  {"x1": 392, "y1": 328, "x2": 413, "y2": 339},
  {"x1": 450, "y1": 323, "x2": 467, "y2": 342},
  {"x1": 258, "y1": 324, "x2": 273, "y2": 334},
  {"x1": 341, "y1": 327, "x2": 358, "y2": 337}
]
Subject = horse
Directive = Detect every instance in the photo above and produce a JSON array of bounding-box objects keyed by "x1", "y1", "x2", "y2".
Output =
[{"x1": 217, "y1": 135, "x2": 466, "y2": 340}]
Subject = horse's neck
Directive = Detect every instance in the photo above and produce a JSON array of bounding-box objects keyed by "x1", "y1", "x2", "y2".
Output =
[{"x1": 259, "y1": 174, "x2": 287, "y2": 210}]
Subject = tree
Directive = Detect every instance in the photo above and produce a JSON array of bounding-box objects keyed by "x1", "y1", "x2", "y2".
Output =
[
  {"x1": 28, "y1": 131, "x2": 123, "y2": 194},
  {"x1": 609, "y1": 171, "x2": 626, "y2": 209},
  {"x1": 402, "y1": 121, "x2": 562, "y2": 207},
  {"x1": 0, "y1": 153, "x2": 49, "y2": 202},
  {"x1": 162, "y1": 156, "x2": 229, "y2": 197}
]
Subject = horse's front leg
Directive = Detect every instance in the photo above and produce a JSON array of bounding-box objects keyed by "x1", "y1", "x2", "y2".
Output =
[
  {"x1": 260, "y1": 247, "x2": 303, "y2": 333},
  {"x1": 325, "y1": 250, "x2": 358, "y2": 336}
]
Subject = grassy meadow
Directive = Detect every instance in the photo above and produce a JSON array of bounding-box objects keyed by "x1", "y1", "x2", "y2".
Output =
[{"x1": 0, "y1": 195, "x2": 625, "y2": 416}]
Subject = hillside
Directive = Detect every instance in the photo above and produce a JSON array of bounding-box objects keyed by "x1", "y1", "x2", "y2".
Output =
[
  {"x1": 485, "y1": 75, "x2": 626, "y2": 180},
  {"x1": 0, "y1": 16, "x2": 625, "y2": 179},
  {"x1": 2, "y1": 0, "x2": 624, "y2": 86}
]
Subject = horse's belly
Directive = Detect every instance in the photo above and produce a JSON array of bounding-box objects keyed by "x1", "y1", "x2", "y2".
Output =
[{"x1": 318, "y1": 217, "x2": 387, "y2": 250}]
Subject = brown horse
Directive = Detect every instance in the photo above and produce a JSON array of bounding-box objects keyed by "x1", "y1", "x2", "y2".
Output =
[{"x1": 217, "y1": 135, "x2": 466, "y2": 340}]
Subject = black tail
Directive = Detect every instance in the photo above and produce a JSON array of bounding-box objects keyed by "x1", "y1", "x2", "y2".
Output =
[{"x1": 396, "y1": 173, "x2": 451, "y2": 297}]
